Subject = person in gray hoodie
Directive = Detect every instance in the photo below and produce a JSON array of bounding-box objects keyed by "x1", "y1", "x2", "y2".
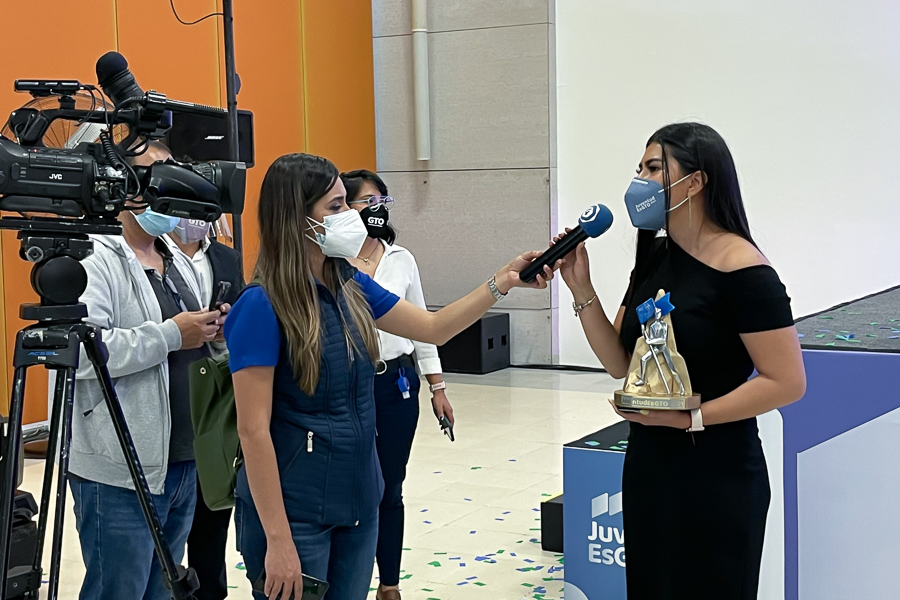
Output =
[{"x1": 64, "y1": 142, "x2": 223, "y2": 600}]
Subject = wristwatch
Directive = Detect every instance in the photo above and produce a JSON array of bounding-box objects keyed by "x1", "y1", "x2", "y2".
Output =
[
  {"x1": 686, "y1": 408, "x2": 704, "y2": 432},
  {"x1": 488, "y1": 275, "x2": 507, "y2": 301},
  {"x1": 429, "y1": 381, "x2": 447, "y2": 393}
]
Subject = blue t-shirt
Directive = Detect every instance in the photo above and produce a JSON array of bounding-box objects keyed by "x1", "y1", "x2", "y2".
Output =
[{"x1": 225, "y1": 272, "x2": 400, "y2": 373}]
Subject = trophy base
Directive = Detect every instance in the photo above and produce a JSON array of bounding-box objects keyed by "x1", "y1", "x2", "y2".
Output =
[{"x1": 614, "y1": 390, "x2": 701, "y2": 411}]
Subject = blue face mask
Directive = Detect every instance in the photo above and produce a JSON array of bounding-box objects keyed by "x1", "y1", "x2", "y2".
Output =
[
  {"x1": 134, "y1": 208, "x2": 181, "y2": 237},
  {"x1": 624, "y1": 173, "x2": 692, "y2": 230}
]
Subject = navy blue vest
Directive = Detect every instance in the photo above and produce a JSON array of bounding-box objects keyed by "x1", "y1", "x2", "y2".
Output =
[{"x1": 235, "y1": 267, "x2": 383, "y2": 526}]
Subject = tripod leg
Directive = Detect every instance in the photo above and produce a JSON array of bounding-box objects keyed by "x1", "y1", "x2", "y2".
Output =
[
  {"x1": 81, "y1": 329, "x2": 198, "y2": 600},
  {"x1": 45, "y1": 368, "x2": 76, "y2": 600},
  {"x1": 31, "y1": 370, "x2": 68, "y2": 597},
  {"x1": 0, "y1": 367, "x2": 28, "y2": 600}
]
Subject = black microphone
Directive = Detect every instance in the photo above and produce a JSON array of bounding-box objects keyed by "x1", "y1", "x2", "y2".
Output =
[
  {"x1": 96, "y1": 51, "x2": 144, "y2": 108},
  {"x1": 96, "y1": 51, "x2": 227, "y2": 117},
  {"x1": 519, "y1": 204, "x2": 614, "y2": 283}
]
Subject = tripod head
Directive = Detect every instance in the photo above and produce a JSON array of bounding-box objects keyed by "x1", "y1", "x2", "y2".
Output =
[{"x1": 0, "y1": 217, "x2": 122, "y2": 323}]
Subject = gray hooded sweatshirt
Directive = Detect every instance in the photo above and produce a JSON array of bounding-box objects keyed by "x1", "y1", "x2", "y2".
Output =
[{"x1": 62, "y1": 234, "x2": 201, "y2": 495}]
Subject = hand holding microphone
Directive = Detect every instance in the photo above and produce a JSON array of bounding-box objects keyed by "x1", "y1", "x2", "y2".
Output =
[{"x1": 519, "y1": 204, "x2": 613, "y2": 284}]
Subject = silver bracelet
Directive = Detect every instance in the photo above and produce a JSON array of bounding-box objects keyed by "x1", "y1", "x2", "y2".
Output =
[
  {"x1": 573, "y1": 294, "x2": 598, "y2": 317},
  {"x1": 488, "y1": 275, "x2": 507, "y2": 301}
]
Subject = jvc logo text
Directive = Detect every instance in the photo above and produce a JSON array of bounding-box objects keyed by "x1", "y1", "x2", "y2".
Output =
[{"x1": 49, "y1": 173, "x2": 63, "y2": 181}]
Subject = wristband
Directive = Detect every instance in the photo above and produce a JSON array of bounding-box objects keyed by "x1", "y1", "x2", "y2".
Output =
[
  {"x1": 686, "y1": 407, "x2": 704, "y2": 432},
  {"x1": 429, "y1": 381, "x2": 447, "y2": 393}
]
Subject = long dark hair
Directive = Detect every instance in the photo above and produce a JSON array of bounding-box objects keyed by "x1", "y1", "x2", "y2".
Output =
[
  {"x1": 635, "y1": 123, "x2": 756, "y2": 265},
  {"x1": 340, "y1": 169, "x2": 398, "y2": 245},
  {"x1": 255, "y1": 153, "x2": 380, "y2": 394}
]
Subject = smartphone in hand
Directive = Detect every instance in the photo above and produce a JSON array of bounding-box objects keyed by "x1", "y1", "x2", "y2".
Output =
[
  {"x1": 251, "y1": 571, "x2": 329, "y2": 600},
  {"x1": 209, "y1": 281, "x2": 232, "y2": 312},
  {"x1": 439, "y1": 414, "x2": 455, "y2": 442}
]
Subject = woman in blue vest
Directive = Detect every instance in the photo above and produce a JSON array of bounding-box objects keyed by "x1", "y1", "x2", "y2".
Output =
[{"x1": 224, "y1": 153, "x2": 554, "y2": 600}]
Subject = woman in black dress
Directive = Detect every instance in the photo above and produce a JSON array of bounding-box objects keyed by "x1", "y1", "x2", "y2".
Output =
[{"x1": 557, "y1": 123, "x2": 806, "y2": 599}]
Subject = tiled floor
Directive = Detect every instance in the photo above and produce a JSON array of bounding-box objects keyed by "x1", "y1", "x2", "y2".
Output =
[{"x1": 18, "y1": 368, "x2": 623, "y2": 599}]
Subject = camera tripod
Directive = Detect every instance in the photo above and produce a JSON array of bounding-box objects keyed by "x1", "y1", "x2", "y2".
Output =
[{"x1": 0, "y1": 218, "x2": 198, "y2": 600}]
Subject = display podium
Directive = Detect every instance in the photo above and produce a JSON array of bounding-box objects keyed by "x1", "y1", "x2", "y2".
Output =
[{"x1": 562, "y1": 422, "x2": 629, "y2": 600}]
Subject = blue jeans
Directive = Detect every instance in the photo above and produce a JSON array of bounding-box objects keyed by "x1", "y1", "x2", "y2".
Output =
[
  {"x1": 235, "y1": 495, "x2": 378, "y2": 600},
  {"x1": 69, "y1": 461, "x2": 197, "y2": 600}
]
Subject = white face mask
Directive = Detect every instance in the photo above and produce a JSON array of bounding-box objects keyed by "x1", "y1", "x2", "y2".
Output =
[{"x1": 306, "y1": 209, "x2": 368, "y2": 259}]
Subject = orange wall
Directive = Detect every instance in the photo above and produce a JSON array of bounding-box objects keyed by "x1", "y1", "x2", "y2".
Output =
[
  {"x1": 302, "y1": 0, "x2": 378, "y2": 173},
  {"x1": 0, "y1": 0, "x2": 376, "y2": 421},
  {"x1": 0, "y1": 0, "x2": 118, "y2": 421}
]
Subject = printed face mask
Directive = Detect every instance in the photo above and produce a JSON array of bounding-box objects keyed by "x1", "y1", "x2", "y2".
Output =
[
  {"x1": 624, "y1": 173, "x2": 692, "y2": 230},
  {"x1": 306, "y1": 209, "x2": 368, "y2": 259},
  {"x1": 359, "y1": 204, "x2": 391, "y2": 240},
  {"x1": 173, "y1": 219, "x2": 212, "y2": 244}
]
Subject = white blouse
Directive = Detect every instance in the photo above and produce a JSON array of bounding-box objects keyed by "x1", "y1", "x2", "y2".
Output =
[{"x1": 372, "y1": 241, "x2": 442, "y2": 375}]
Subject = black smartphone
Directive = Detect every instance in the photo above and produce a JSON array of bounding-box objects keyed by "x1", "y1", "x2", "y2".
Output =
[
  {"x1": 208, "y1": 281, "x2": 232, "y2": 311},
  {"x1": 439, "y1": 414, "x2": 455, "y2": 442},
  {"x1": 251, "y1": 571, "x2": 329, "y2": 600}
]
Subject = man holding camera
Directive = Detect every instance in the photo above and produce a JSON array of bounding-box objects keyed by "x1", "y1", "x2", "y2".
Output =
[{"x1": 65, "y1": 141, "x2": 222, "y2": 600}]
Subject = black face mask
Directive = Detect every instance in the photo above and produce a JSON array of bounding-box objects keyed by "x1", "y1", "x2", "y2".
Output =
[{"x1": 360, "y1": 205, "x2": 391, "y2": 240}]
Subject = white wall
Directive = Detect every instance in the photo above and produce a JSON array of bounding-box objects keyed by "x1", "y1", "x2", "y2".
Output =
[{"x1": 556, "y1": 0, "x2": 900, "y2": 366}]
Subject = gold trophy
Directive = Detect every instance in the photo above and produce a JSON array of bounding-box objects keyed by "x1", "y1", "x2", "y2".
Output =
[{"x1": 614, "y1": 290, "x2": 700, "y2": 410}]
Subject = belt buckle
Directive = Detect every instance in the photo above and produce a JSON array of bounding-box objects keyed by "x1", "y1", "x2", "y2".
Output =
[{"x1": 375, "y1": 360, "x2": 387, "y2": 375}]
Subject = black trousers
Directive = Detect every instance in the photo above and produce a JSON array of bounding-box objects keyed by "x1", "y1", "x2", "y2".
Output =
[
  {"x1": 373, "y1": 356, "x2": 421, "y2": 587},
  {"x1": 187, "y1": 475, "x2": 233, "y2": 600}
]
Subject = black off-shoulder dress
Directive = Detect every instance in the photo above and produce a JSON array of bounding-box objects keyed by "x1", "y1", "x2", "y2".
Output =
[{"x1": 619, "y1": 238, "x2": 794, "y2": 600}]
